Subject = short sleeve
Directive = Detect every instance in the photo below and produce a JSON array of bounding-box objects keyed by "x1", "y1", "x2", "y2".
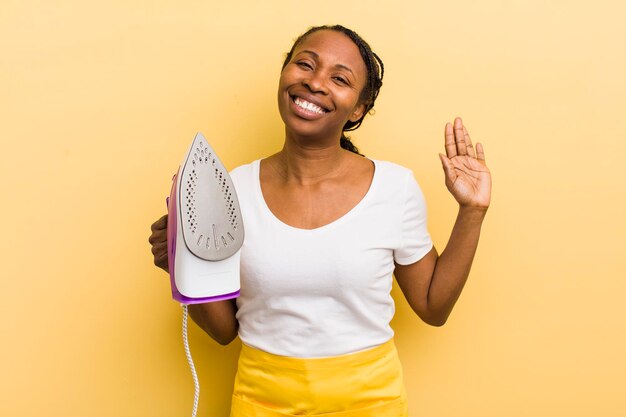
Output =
[{"x1": 393, "y1": 171, "x2": 433, "y2": 265}]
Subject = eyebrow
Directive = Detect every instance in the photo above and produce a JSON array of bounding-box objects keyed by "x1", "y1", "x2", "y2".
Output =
[{"x1": 297, "y1": 50, "x2": 355, "y2": 77}]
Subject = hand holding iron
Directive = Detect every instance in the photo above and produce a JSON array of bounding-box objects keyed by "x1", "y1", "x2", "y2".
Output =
[{"x1": 149, "y1": 214, "x2": 169, "y2": 272}]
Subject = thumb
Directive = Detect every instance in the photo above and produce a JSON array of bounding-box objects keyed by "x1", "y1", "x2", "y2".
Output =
[{"x1": 439, "y1": 153, "x2": 456, "y2": 183}]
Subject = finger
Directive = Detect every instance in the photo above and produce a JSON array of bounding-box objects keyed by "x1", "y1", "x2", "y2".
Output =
[
  {"x1": 151, "y1": 241, "x2": 168, "y2": 256},
  {"x1": 151, "y1": 214, "x2": 168, "y2": 232},
  {"x1": 439, "y1": 153, "x2": 457, "y2": 183},
  {"x1": 454, "y1": 117, "x2": 467, "y2": 156},
  {"x1": 476, "y1": 142, "x2": 486, "y2": 162},
  {"x1": 148, "y1": 229, "x2": 167, "y2": 244},
  {"x1": 154, "y1": 254, "x2": 169, "y2": 270},
  {"x1": 463, "y1": 126, "x2": 476, "y2": 158},
  {"x1": 444, "y1": 122, "x2": 457, "y2": 158}
]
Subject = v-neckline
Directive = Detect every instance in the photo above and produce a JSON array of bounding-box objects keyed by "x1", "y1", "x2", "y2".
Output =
[{"x1": 253, "y1": 158, "x2": 378, "y2": 233}]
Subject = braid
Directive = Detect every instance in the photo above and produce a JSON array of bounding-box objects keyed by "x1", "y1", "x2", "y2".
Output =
[
  {"x1": 282, "y1": 25, "x2": 385, "y2": 156},
  {"x1": 340, "y1": 134, "x2": 361, "y2": 155}
]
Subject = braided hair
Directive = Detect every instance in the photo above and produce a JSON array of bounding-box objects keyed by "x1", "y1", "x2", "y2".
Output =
[{"x1": 282, "y1": 25, "x2": 385, "y2": 156}]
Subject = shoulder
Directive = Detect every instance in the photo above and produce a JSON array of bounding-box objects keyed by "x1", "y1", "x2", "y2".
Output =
[
  {"x1": 229, "y1": 160, "x2": 257, "y2": 178},
  {"x1": 370, "y1": 159, "x2": 427, "y2": 205},
  {"x1": 229, "y1": 160, "x2": 259, "y2": 190},
  {"x1": 371, "y1": 159, "x2": 416, "y2": 183}
]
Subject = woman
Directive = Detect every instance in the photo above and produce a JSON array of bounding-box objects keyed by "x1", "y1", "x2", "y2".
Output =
[{"x1": 149, "y1": 25, "x2": 491, "y2": 417}]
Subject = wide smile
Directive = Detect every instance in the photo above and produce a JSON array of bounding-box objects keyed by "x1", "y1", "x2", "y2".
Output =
[{"x1": 289, "y1": 94, "x2": 330, "y2": 119}]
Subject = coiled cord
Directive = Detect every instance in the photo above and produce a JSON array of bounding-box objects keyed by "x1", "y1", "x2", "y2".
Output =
[{"x1": 182, "y1": 304, "x2": 200, "y2": 417}]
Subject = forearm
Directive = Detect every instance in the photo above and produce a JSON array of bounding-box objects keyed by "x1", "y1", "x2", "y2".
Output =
[
  {"x1": 188, "y1": 299, "x2": 239, "y2": 345},
  {"x1": 427, "y1": 206, "x2": 487, "y2": 325}
]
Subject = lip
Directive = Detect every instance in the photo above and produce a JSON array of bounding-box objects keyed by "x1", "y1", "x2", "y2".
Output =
[
  {"x1": 289, "y1": 95, "x2": 328, "y2": 120},
  {"x1": 288, "y1": 94, "x2": 331, "y2": 120},
  {"x1": 290, "y1": 91, "x2": 331, "y2": 110}
]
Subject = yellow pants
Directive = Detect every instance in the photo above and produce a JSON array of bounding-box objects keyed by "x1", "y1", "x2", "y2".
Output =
[{"x1": 230, "y1": 339, "x2": 408, "y2": 416}]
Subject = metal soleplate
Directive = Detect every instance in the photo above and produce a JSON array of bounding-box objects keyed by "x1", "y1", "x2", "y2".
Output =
[{"x1": 178, "y1": 132, "x2": 244, "y2": 261}]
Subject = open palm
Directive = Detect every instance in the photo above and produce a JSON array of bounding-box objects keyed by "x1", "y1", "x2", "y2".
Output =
[{"x1": 439, "y1": 118, "x2": 491, "y2": 209}]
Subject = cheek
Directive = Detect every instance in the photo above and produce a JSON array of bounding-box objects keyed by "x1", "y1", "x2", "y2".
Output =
[
  {"x1": 278, "y1": 66, "x2": 298, "y2": 88},
  {"x1": 277, "y1": 73, "x2": 291, "y2": 105},
  {"x1": 276, "y1": 77, "x2": 291, "y2": 123},
  {"x1": 336, "y1": 89, "x2": 362, "y2": 114}
]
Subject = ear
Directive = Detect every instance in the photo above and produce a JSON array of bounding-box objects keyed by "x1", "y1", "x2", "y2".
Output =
[{"x1": 349, "y1": 101, "x2": 368, "y2": 123}]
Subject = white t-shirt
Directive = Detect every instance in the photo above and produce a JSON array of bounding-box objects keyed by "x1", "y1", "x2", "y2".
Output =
[{"x1": 230, "y1": 159, "x2": 433, "y2": 358}]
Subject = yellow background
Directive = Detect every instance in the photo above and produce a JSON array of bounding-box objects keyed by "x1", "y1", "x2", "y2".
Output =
[{"x1": 2, "y1": 1, "x2": 625, "y2": 416}]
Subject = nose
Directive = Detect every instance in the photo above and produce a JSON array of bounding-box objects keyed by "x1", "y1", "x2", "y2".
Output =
[{"x1": 302, "y1": 70, "x2": 329, "y2": 94}]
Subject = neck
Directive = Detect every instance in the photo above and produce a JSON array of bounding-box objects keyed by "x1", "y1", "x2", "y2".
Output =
[{"x1": 271, "y1": 131, "x2": 351, "y2": 185}]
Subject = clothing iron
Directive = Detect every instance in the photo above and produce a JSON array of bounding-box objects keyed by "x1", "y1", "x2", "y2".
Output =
[{"x1": 166, "y1": 132, "x2": 244, "y2": 304}]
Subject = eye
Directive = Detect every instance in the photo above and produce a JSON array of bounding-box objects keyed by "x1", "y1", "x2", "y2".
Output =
[
  {"x1": 333, "y1": 76, "x2": 348, "y2": 85},
  {"x1": 296, "y1": 61, "x2": 313, "y2": 70}
]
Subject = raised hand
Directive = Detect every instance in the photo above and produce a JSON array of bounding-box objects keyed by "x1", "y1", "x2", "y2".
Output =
[{"x1": 439, "y1": 117, "x2": 491, "y2": 209}]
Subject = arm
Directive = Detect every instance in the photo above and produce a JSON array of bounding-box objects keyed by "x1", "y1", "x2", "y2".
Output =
[
  {"x1": 149, "y1": 214, "x2": 239, "y2": 345},
  {"x1": 394, "y1": 117, "x2": 491, "y2": 326},
  {"x1": 188, "y1": 300, "x2": 239, "y2": 345}
]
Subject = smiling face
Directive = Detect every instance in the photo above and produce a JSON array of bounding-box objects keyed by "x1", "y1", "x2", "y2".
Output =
[{"x1": 277, "y1": 29, "x2": 368, "y2": 142}]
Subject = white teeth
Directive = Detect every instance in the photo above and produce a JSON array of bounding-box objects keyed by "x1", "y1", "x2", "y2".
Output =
[{"x1": 294, "y1": 97, "x2": 325, "y2": 114}]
